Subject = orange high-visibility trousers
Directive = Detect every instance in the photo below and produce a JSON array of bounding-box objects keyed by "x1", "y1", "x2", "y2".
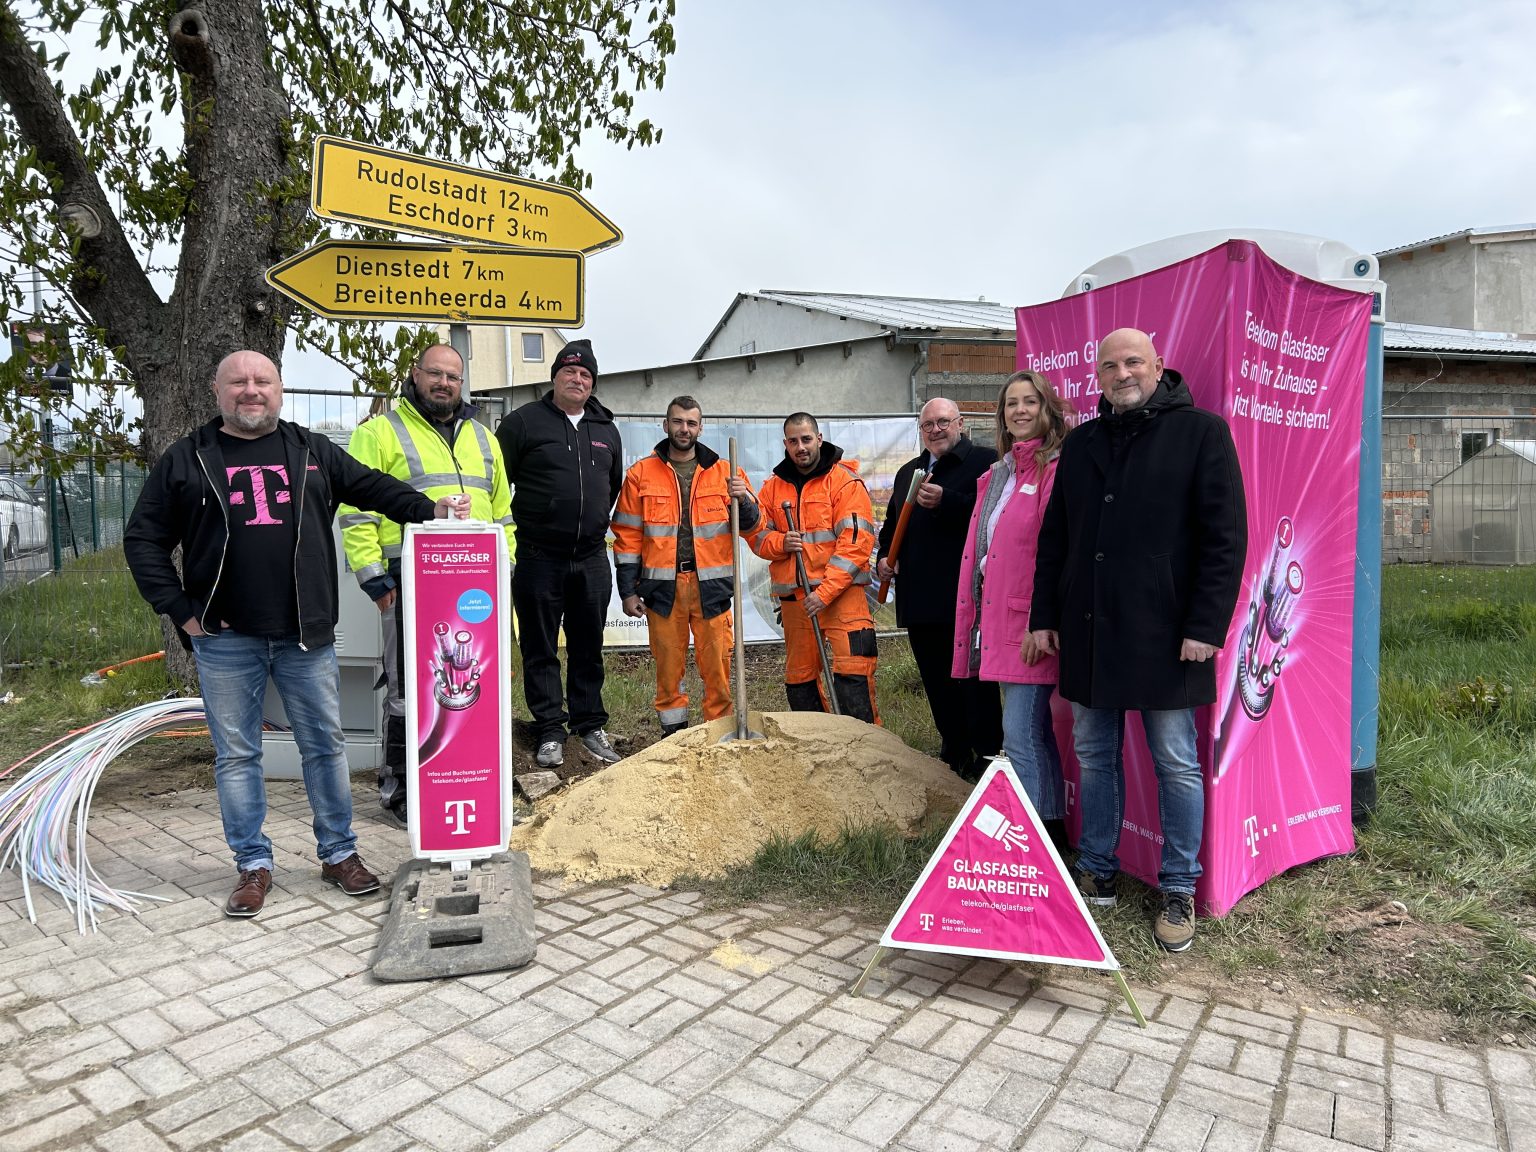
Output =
[
  {"x1": 647, "y1": 573, "x2": 734, "y2": 727},
  {"x1": 780, "y1": 590, "x2": 879, "y2": 724}
]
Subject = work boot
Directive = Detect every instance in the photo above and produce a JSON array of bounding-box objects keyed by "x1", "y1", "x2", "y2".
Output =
[
  {"x1": 224, "y1": 868, "x2": 272, "y2": 918},
  {"x1": 660, "y1": 720, "x2": 687, "y2": 736},
  {"x1": 1154, "y1": 891, "x2": 1196, "y2": 953},
  {"x1": 320, "y1": 854, "x2": 380, "y2": 896}
]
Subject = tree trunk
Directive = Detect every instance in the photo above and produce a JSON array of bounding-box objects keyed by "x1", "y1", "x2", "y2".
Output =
[
  {"x1": 144, "y1": 1, "x2": 308, "y2": 462},
  {"x1": 135, "y1": 3, "x2": 310, "y2": 690}
]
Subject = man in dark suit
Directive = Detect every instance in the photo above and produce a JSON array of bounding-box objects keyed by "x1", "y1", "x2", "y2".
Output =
[
  {"x1": 877, "y1": 397, "x2": 1001, "y2": 780},
  {"x1": 1028, "y1": 328, "x2": 1247, "y2": 953}
]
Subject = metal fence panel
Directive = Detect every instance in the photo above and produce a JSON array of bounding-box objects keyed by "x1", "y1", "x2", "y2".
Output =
[{"x1": 1383, "y1": 415, "x2": 1536, "y2": 564}]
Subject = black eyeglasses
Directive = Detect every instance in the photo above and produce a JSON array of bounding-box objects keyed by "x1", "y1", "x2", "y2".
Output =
[{"x1": 919, "y1": 417, "x2": 957, "y2": 433}]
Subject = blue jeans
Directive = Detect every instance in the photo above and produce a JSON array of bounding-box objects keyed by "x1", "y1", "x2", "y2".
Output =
[
  {"x1": 1070, "y1": 704, "x2": 1203, "y2": 895},
  {"x1": 191, "y1": 633, "x2": 357, "y2": 872},
  {"x1": 1001, "y1": 682, "x2": 1064, "y2": 820}
]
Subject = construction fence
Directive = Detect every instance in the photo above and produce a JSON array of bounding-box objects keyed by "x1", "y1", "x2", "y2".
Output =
[{"x1": 1382, "y1": 414, "x2": 1536, "y2": 565}]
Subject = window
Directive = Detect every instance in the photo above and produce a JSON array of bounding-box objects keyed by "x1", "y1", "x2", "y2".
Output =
[
  {"x1": 1461, "y1": 432, "x2": 1489, "y2": 462},
  {"x1": 522, "y1": 333, "x2": 544, "y2": 362}
]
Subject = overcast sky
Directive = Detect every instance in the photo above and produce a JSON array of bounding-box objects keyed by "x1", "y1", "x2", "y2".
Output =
[
  {"x1": 12, "y1": 0, "x2": 1536, "y2": 414},
  {"x1": 552, "y1": 0, "x2": 1534, "y2": 374}
]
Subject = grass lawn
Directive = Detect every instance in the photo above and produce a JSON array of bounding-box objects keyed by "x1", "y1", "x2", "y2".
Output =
[{"x1": 2, "y1": 556, "x2": 1533, "y2": 1041}]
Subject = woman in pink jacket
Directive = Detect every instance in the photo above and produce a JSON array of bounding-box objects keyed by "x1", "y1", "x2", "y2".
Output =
[{"x1": 953, "y1": 370, "x2": 1071, "y2": 849}]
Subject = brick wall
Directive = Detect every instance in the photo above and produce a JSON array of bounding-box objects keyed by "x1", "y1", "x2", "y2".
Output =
[{"x1": 920, "y1": 341, "x2": 1016, "y2": 409}]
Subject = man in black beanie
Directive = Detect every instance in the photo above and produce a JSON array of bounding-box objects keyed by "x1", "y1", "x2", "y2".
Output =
[{"x1": 495, "y1": 339, "x2": 625, "y2": 767}]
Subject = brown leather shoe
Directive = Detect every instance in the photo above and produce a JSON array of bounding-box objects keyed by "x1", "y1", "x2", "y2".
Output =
[
  {"x1": 224, "y1": 868, "x2": 272, "y2": 918},
  {"x1": 320, "y1": 853, "x2": 380, "y2": 896}
]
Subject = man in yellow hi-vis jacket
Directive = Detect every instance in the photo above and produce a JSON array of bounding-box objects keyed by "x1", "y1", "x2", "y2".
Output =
[{"x1": 340, "y1": 343, "x2": 515, "y2": 826}]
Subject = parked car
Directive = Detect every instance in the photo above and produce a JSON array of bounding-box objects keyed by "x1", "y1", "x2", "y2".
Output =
[{"x1": 0, "y1": 475, "x2": 47, "y2": 560}]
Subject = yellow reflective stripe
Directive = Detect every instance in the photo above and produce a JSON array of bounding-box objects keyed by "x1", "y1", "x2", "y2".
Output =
[
  {"x1": 411, "y1": 471, "x2": 490, "y2": 493},
  {"x1": 385, "y1": 411, "x2": 426, "y2": 481},
  {"x1": 469, "y1": 420, "x2": 495, "y2": 481}
]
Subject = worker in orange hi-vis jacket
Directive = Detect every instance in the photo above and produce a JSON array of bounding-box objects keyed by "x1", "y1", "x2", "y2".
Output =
[
  {"x1": 612, "y1": 396, "x2": 761, "y2": 734},
  {"x1": 746, "y1": 412, "x2": 880, "y2": 723}
]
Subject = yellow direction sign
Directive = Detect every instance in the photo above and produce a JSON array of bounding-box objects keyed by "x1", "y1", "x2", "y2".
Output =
[
  {"x1": 311, "y1": 136, "x2": 622, "y2": 255},
  {"x1": 265, "y1": 240, "x2": 584, "y2": 325}
]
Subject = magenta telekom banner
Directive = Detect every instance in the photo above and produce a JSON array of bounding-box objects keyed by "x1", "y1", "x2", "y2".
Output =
[
  {"x1": 1015, "y1": 239, "x2": 1372, "y2": 916},
  {"x1": 402, "y1": 523, "x2": 514, "y2": 861}
]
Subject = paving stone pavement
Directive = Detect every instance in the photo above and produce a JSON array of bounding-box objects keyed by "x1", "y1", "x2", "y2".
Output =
[{"x1": 2, "y1": 779, "x2": 1532, "y2": 1152}]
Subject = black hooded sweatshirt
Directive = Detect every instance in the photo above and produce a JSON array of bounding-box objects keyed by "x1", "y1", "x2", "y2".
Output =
[{"x1": 495, "y1": 390, "x2": 623, "y2": 559}]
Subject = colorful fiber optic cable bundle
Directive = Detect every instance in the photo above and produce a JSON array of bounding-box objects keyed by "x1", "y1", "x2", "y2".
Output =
[{"x1": 0, "y1": 697, "x2": 208, "y2": 933}]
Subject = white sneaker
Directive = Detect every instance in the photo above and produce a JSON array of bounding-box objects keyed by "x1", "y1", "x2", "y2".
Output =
[
  {"x1": 579, "y1": 729, "x2": 622, "y2": 763},
  {"x1": 535, "y1": 740, "x2": 564, "y2": 768}
]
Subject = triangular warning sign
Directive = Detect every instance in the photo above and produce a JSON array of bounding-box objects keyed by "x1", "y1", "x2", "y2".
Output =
[{"x1": 881, "y1": 759, "x2": 1119, "y2": 971}]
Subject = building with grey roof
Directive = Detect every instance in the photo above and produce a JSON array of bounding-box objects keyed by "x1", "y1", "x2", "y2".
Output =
[
  {"x1": 597, "y1": 290, "x2": 1020, "y2": 419},
  {"x1": 1376, "y1": 224, "x2": 1536, "y2": 334}
]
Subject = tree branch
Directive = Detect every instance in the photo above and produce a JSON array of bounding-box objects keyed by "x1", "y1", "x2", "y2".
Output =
[{"x1": 0, "y1": 1, "x2": 168, "y2": 368}]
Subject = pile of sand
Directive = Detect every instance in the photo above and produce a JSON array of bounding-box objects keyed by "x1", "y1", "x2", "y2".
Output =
[{"x1": 510, "y1": 711, "x2": 969, "y2": 885}]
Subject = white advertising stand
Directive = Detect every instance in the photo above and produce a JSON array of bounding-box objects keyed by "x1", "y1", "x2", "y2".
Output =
[
  {"x1": 400, "y1": 520, "x2": 514, "y2": 862},
  {"x1": 372, "y1": 520, "x2": 535, "y2": 981}
]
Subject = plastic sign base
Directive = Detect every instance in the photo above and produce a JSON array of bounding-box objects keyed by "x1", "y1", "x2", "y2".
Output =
[{"x1": 371, "y1": 853, "x2": 536, "y2": 982}]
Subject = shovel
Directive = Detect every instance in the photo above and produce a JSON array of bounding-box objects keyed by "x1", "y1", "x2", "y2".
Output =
[
  {"x1": 781, "y1": 500, "x2": 842, "y2": 716},
  {"x1": 720, "y1": 436, "x2": 764, "y2": 743}
]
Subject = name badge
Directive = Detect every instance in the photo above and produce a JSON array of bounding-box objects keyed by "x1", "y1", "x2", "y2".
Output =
[{"x1": 1021, "y1": 483, "x2": 1037, "y2": 495}]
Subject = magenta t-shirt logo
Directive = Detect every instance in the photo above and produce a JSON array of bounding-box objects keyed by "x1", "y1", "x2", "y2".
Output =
[
  {"x1": 225, "y1": 464, "x2": 291, "y2": 525},
  {"x1": 225, "y1": 464, "x2": 317, "y2": 525}
]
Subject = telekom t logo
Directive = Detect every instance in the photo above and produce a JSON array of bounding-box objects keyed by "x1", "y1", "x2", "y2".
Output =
[
  {"x1": 225, "y1": 465, "x2": 291, "y2": 525},
  {"x1": 918, "y1": 913, "x2": 934, "y2": 931},
  {"x1": 1243, "y1": 815, "x2": 1260, "y2": 858},
  {"x1": 445, "y1": 800, "x2": 477, "y2": 835}
]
